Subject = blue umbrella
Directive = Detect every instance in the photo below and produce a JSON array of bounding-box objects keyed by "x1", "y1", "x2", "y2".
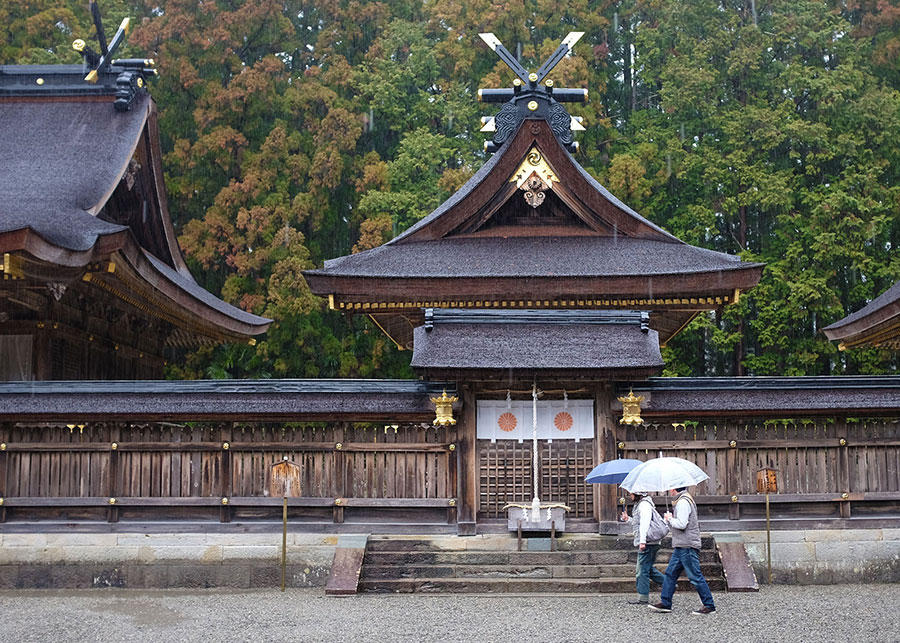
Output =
[{"x1": 584, "y1": 458, "x2": 643, "y2": 484}]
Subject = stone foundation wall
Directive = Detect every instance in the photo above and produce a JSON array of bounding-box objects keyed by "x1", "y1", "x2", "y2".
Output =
[
  {"x1": 739, "y1": 528, "x2": 900, "y2": 584},
  {"x1": 2, "y1": 529, "x2": 898, "y2": 589},
  {"x1": 0, "y1": 532, "x2": 336, "y2": 589}
]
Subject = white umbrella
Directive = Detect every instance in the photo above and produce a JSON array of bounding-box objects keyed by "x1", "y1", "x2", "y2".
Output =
[{"x1": 620, "y1": 456, "x2": 709, "y2": 494}]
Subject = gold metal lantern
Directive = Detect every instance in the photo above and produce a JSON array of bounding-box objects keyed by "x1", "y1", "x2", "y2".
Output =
[
  {"x1": 431, "y1": 390, "x2": 458, "y2": 426},
  {"x1": 617, "y1": 389, "x2": 644, "y2": 426}
]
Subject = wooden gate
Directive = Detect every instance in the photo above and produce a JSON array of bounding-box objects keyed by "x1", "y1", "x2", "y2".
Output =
[{"x1": 477, "y1": 439, "x2": 595, "y2": 519}]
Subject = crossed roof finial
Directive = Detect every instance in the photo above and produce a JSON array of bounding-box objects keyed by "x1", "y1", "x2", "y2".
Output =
[
  {"x1": 477, "y1": 32, "x2": 587, "y2": 154},
  {"x1": 70, "y1": 1, "x2": 158, "y2": 111}
]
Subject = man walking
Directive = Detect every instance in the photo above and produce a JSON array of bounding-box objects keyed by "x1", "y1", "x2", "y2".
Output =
[
  {"x1": 648, "y1": 487, "x2": 717, "y2": 615},
  {"x1": 620, "y1": 492, "x2": 667, "y2": 605}
]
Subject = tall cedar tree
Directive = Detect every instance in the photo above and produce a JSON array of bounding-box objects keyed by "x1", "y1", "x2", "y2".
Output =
[{"x1": 4, "y1": 0, "x2": 899, "y2": 378}]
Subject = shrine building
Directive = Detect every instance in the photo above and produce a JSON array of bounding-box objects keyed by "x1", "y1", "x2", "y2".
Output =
[
  {"x1": 0, "y1": 57, "x2": 270, "y2": 381},
  {"x1": 304, "y1": 32, "x2": 764, "y2": 533}
]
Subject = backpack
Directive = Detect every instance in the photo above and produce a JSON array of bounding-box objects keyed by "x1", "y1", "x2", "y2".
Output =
[{"x1": 640, "y1": 498, "x2": 670, "y2": 542}]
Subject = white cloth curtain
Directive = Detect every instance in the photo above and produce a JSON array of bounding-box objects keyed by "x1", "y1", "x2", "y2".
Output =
[
  {"x1": 476, "y1": 399, "x2": 594, "y2": 442},
  {"x1": 0, "y1": 335, "x2": 34, "y2": 380}
]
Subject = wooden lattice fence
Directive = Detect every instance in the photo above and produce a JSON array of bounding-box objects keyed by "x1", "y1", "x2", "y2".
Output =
[
  {"x1": 620, "y1": 417, "x2": 900, "y2": 521},
  {"x1": 0, "y1": 421, "x2": 457, "y2": 524}
]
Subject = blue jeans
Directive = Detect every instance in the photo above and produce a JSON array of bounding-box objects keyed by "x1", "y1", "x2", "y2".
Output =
[
  {"x1": 659, "y1": 547, "x2": 715, "y2": 609},
  {"x1": 636, "y1": 544, "x2": 665, "y2": 597}
]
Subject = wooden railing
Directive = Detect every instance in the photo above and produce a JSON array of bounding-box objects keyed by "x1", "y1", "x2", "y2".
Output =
[
  {"x1": 618, "y1": 416, "x2": 900, "y2": 524},
  {"x1": 0, "y1": 421, "x2": 457, "y2": 524}
]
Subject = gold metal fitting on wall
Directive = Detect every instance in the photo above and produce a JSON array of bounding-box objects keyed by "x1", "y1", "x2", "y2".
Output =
[
  {"x1": 221, "y1": 498, "x2": 229, "y2": 505},
  {"x1": 729, "y1": 440, "x2": 737, "y2": 448},
  {"x1": 617, "y1": 389, "x2": 644, "y2": 425},
  {"x1": 731, "y1": 495, "x2": 738, "y2": 503},
  {"x1": 448, "y1": 444, "x2": 456, "y2": 451},
  {"x1": 431, "y1": 390, "x2": 458, "y2": 426},
  {"x1": 839, "y1": 438, "x2": 847, "y2": 446},
  {"x1": 222, "y1": 442, "x2": 230, "y2": 450}
]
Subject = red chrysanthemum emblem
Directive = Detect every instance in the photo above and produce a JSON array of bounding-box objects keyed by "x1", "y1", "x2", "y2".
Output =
[
  {"x1": 497, "y1": 412, "x2": 518, "y2": 432},
  {"x1": 554, "y1": 412, "x2": 574, "y2": 432}
]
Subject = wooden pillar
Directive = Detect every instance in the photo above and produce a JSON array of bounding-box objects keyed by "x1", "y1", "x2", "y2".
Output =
[
  {"x1": 107, "y1": 424, "x2": 120, "y2": 523},
  {"x1": 456, "y1": 384, "x2": 478, "y2": 535},
  {"x1": 836, "y1": 419, "x2": 851, "y2": 519},
  {"x1": 595, "y1": 383, "x2": 619, "y2": 533},
  {"x1": 220, "y1": 422, "x2": 233, "y2": 523},
  {"x1": 726, "y1": 428, "x2": 740, "y2": 520},
  {"x1": 0, "y1": 423, "x2": 7, "y2": 523},
  {"x1": 33, "y1": 328, "x2": 51, "y2": 380},
  {"x1": 333, "y1": 422, "x2": 345, "y2": 524},
  {"x1": 448, "y1": 423, "x2": 458, "y2": 524}
]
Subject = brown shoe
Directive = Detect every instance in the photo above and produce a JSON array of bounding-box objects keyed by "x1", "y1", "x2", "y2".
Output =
[{"x1": 692, "y1": 606, "x2": 716, "y2": 615}]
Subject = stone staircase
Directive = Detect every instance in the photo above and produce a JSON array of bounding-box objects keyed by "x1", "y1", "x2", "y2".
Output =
[{"x1": 357, "y1": 534, "x2": 727, "y2": 594}]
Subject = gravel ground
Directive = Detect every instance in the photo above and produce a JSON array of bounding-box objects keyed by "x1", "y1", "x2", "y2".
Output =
[{"x1": 0, "y1": 585, "x2": 896, "y2": 643}]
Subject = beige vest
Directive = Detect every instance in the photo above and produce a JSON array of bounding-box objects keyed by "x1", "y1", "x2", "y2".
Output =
[{"x1": 670, "y1": 491, "x2": 702, "y2": 549}]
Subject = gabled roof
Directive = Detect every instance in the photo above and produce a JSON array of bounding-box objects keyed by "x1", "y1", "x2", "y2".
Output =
[
  {"x1": 0, "y1": 64, "x2": 270, "y2": 344},
  {"x1": 411, "y1": 309, "x2": 663, "y2": 379},
  {"x1": 304, "y1": 118, "x2": 763, "y2": 351},
  {"x1": 391, "y1": 118, "x2": 678, "y2": 244},
  {"x1": 823, "y1": 280, "x2": 900, "y2": 350}
]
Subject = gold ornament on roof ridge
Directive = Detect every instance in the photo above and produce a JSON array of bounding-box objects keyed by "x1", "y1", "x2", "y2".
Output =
[
  {"x1": 617, "y1": 388, "x2": 644, "y2": 426},
  {"x1": 511, "y1": 147, "x2": 558, "y2": 189}
]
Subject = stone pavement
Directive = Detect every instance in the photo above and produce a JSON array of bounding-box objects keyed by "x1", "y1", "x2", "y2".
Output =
[{"x1": 0, "y1": 584, "x2": 895, "y2": 643}]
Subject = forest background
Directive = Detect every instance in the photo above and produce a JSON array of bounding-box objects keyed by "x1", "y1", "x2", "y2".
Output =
[{"x1": 4, "y1": 0, "x2": 900, "y2": 379}]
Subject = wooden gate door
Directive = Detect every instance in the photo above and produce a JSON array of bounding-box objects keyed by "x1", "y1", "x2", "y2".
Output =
[{"x1": 477, "y1": 439, "x2": 595, "y2": 519}]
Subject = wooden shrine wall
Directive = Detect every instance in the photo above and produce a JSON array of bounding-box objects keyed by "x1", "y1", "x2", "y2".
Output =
[
  {"x1": 0, "y1": 421, "x2": 457, "y2": 524},
  {"x1": 619, "y1": 417, "x2": 900, "y2": 522}
]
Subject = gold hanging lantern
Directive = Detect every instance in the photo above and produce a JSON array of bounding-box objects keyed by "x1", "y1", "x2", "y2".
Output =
[
  {"x1": 617, "y1": 388, "x2": 644, "y2": 426},
  {"x1": 431, "y1": 390, "x2": 458, "y2": 426}
]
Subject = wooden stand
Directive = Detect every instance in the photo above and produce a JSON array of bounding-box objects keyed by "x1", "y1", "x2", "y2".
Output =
[
  {"x1": 270, "y1": 459, "x2": 302, "y2": 592},
  {"x1": 509, "y1": 506, "x2": 566, "y2": 551}
]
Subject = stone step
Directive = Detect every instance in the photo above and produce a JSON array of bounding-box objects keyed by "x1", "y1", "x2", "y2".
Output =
[
  {"x1": 362, "y1": 549, "x2": 720, "y2": 566},
  {"x1": 361, "y1": 562, "x2": 724, "y2": 580},
  {"x1": 358, "y1": 576, "x2": 727, "y2": 594},
  {"x1": 364, "y1": 535, "x2": 717, "y2": 553}
]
